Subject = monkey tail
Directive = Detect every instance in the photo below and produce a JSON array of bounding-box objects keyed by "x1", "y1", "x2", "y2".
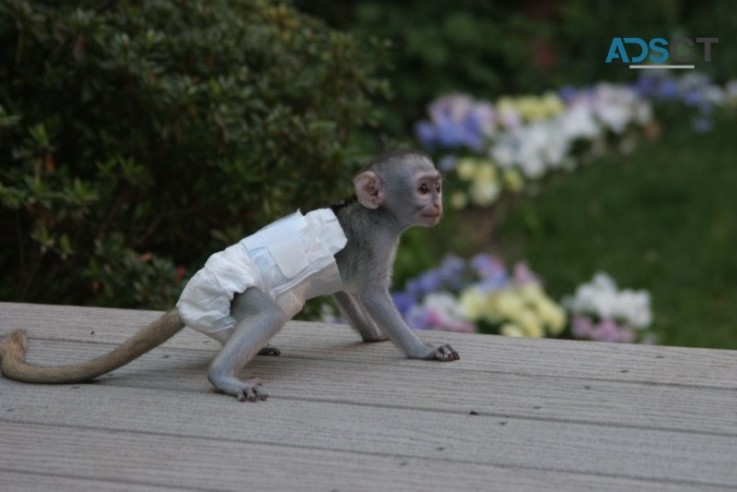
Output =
[{"x1": 0, "y1": 309, "x2": 185, "y2": 384}]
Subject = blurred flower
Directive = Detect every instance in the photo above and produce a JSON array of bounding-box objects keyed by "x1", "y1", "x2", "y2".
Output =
[
  {"x1": 456, "y1": 157, "x2": 478, "y2": 180},
  {"x1": 438, "y1": 255, "x2": 466, "y2": 289},
  {"x1": 725, "y1": 80, "x2": 737, "y2": 106},
  {"x1": 449, "y1": 191, "x2": 468, "y2": 210},
  {"x1": 458, "y1": 286, "x2": 487, "y2": 321},
  {"x1": 501, "y1": 323, "x2": 525, "y2": 337},
  {"x1": 415, "y1": 94, "x2": 496, "y2": 150},
  {"x1": 394, "y1": 254, "x2": 566, "y2": 338},
  {"x1": 503, "y1": 168, "x2": 524, "y2": 192},
  {"x1": 469, "y1": 180, "x2": 500, "y2": 206},
  {"x1": 438, "y1": 154, "x2": 458, "y2": 173},
  {"x1": 513, "y1": 261, "x2": 540, "y2": 286},
  {"x1": 392, "y1": 291, "x2": 417, "y2": 318},
  {"x1": 407, "y1": 292, "x2": 475, "y2": 333},
  {"x1": 564, "y1": 272, "x2": 654, "y2": 343}
]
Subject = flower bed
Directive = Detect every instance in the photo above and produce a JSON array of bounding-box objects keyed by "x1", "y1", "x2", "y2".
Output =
[{"x1": 392, "y1": 72, "x2": 735, "y2": 342}]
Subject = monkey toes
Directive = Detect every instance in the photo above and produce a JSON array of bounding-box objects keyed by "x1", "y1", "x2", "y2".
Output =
[
  {"x1": 426, "y1": 344, "x2": 460, "y2": 362},
  {"x1": 210, "y1": 375, "x2": 269, "y2": 402},
  {"x1": 236, "y1": 382, "x2": 268, "y2": 402},
  {"x1": 257, "y1": 345, "x2": 281, "y2": 356}
]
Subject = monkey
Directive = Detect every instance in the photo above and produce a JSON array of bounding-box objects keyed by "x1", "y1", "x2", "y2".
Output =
[{"x1": 0, "y1": 150, "x2": 459, "y2": 401}]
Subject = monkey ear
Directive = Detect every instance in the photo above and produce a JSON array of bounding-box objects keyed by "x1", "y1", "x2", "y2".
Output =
[{"x1": 353, "y1": 171, "x2": 384, "y2": 209}]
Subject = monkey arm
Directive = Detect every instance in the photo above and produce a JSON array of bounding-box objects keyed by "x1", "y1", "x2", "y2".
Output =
[
  {"x1": 333, "y1": 291, "x2": 387, "y2": 342},
  {"x1": 0, "y1": 310, "x2": 184, "y2": 384},
  {"x1": 358, "y1": 290, "x2": 459, "y2": 362}
]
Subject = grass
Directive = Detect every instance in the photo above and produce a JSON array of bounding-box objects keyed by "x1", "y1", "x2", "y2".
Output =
[{"x1": 495, "y1": 116, "x2": 737, "y2": 349}]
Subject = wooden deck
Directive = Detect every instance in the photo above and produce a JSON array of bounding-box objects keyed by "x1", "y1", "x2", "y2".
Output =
[{"x1": 0, "y1": 302, "x2": 736, "y2": 491}]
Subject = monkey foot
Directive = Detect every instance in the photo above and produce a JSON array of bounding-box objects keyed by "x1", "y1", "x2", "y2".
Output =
[
  {"x1": 257, "y1": 345, "x2": 281, "y2": 356},
  {"x1": 209, "y1": 375, "x2": 269, "y2": 402},
  {"x1": 423, "y1": 344, "x2": 460, "y2": 362}
]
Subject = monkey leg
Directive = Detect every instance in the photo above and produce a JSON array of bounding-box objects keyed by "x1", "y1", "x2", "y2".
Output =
[
  {"x1": 208, "y1": 288, "x2": 286, "y2": 401},
  {"x1": 333, "y1": 291, "x2": 387, "y2": 342}
]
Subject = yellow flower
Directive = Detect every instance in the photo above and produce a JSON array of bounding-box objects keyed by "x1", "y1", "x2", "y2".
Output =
[
  {"x1": 503, "y1": 169, "x2": 524, "y2": 192},
  {"x1": 516, "y1": 309, "x2": 545, "y2": 338},
  {"x1": 472, "y1": 160, "x2": 497, "y2": 183},
  {"x1": 458, "y1": 287, "x2": 487, "y2": 320},
  {"x1": 469, "y1": 181, "x2": 500, "y2": 207},
  {"x1": 501, "y1": 323, "x2": 525, "y2": 337},
  {"x1": 491, "y1": 290, "x2": 526, "y2": 319},
  {"x1": 449, "y1": 191, "x2": 468, "y2": 210},
  {"x1": 537, "y1": 299, "x2": 567, "y2": 335},
  {"x1": 456, "y1": 158, "x2": 477, "y2": 180},
  {"x1": 541, "y1": 91, "x2": 565, "y2": 116},
  {"x1": 518, "y1": 284, "x2": 545, "y2": 304},
  {"x1": 516, "y1": 96, "x2": 541, "y2": 121},
  {"x1": 497, "y1": 97, "x2": 515, "y2": 113}
]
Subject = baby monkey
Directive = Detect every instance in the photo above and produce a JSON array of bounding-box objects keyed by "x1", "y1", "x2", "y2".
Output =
[{"x1": 0, "y1": 150, "x2": 459, "y2": 401}]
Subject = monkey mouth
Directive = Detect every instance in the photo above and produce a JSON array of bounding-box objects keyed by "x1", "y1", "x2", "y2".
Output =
[{"x1": 420, "y1": 213, "x2": 442, "y2": 225}]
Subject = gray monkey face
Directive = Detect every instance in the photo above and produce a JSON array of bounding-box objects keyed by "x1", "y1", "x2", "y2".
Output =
[{"x1": 386, "y1": 158, "x2": 443, "y2": 228}]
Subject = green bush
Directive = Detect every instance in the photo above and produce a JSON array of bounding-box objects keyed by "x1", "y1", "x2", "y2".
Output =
[{"x1": 0, "y1": 0, "x2": 389, "y2": 308}]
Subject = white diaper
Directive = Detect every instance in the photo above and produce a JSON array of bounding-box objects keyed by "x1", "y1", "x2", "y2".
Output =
[{"x1": 176, "y1": 208, "x2": 347, "y2": 337}]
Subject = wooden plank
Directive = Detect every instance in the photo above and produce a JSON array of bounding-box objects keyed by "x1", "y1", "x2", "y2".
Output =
[
  {"x1": 2, "y1": 381, "x2": 737, "y2": 487},
  {"x1": 2, "y1": 302, "x2": 736, "y2": 389},
  {"x1": 9, "y1": 338, "x2": 737, "y2": 436},
  {"x1": 1, "y1": 418, "x2": 732, "y2": 492},
  {"x1": 0, "y1": 471, "x2": 182, "y2": 492},
  {"x1": 3, "y1": 303, "x2": 737, "y2": 491}
]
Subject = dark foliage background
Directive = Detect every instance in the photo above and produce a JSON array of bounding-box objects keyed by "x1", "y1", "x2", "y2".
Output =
[
  {"x1": 0, "y1": 0, "x2": 389, "y2": 307},
  {"x1": 295, "y1": 0, "x2": 736, "y2": 132}
]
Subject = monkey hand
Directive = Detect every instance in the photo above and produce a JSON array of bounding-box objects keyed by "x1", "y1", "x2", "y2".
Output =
[{"x1": 418, "y1": 343, "x2": 460, "y2": 362}]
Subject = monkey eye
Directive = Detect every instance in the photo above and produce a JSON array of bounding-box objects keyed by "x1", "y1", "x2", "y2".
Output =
[
  {"x1": 436, "y1": 183, "x2": 441, "y2": 193},
  {"x1": 418, "y1": 183, "x2": 430, "y2": 194}
]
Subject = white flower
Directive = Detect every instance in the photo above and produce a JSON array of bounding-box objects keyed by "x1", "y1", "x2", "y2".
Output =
[
  {"x1": 490, "y1": 141, "x2": 515, "y2": 168},
  {"x1": 563, "y1": 272, "x2": 653, "y2": 329},
  {"x1": 420, "y1": 292, "x2": 476, "y2": 332},
  {"x1": 589, "y1": 83, "x2": 650, "y2": 134}
]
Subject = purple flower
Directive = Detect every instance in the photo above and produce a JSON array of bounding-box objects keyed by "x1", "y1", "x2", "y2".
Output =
[
  {"x1": 435, "y1": 117, "x2": 469, "y2": 148},
  {"x1": 683, "y1": 89, "x2": 702, "y2": 107},
  {"x1": 406, "y1": 306, "x2": 435, "y2": 330},
  {"x1": 513, "y1": 261, "x2": 540, "y2": 286},
  {"x1": 589, "y1": 319, "x2": 635, "y2": 343},
  {"x1": 417, "y1": 270, "x2": 444, "y2": 295},
  {"x1": 471, "y1": 254, "x2": 508, "y2": 284},
  {"x1": 438, "y1": 255, "x2": 466, "y2": 289},
  {"x1": 392, "y1": 291, "x2": 417, "y2": 318},
  {"x1": 438, "y1": 155, "x2": 458, "y2": 173},
  {"x1": 559, "y1": 85, "x2": 579, "y2": 104},
  {"x1": 572, "y1": 316, "x2": 595, "y2": 339},
  {"x1": 414, "y1": 95, "x2": 495, "y2": 151},
  {"x1": 655, "y1": 79, "x2": 679, "y2": 100},
  {"x1": 414, "y1": 121, "x2": 437, "y2": 148},
  {"x1": 634, "y1": 75, "x2": 658, "y2": 98}
]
